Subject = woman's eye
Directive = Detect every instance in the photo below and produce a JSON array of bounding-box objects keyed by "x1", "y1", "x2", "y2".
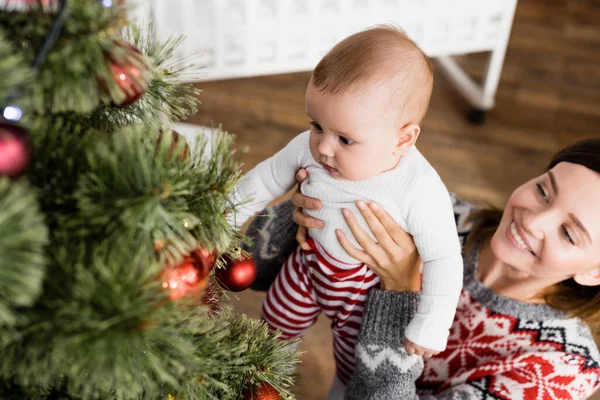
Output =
[
  {"x1": 310, "y1": 121, "x2": 323, "y2": 132},
  {"x1": 536, "y1": 183, "x2": 548, "y2": 202},
  {"x1": 562, "y1": 226, "x2": 575, "y2": 245},
  {"x1": 339, "y1": 136, "x2": 355, "y2": 146}
]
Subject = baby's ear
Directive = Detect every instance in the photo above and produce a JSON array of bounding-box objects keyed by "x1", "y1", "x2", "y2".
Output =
[
  {"x1": 573, "y1": 268, "x2": 600, "y2": 287},
  {"x1": 394, "y1": 124, "x2": 420, "y2": 155}
]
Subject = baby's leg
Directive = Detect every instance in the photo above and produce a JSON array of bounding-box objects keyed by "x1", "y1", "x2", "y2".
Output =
[
  {"x1": 261, "y1": 246, "x2": 321, "y2": 340},
  {"x1": 304, "y1": 247, "x2": 380, "y2": 386}
]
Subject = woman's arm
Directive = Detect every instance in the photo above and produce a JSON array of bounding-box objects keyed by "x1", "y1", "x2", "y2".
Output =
[
  {"x1": 346, "y1": 289, "x2": 424, "y2": 400},
  {"x1": 339, "y1": 204, "x2": 470, "y2": 399}
]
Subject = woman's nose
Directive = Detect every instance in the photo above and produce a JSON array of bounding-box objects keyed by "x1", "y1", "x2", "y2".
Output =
[{"x1": 521, "y1": 208, "x2": 555, "y2": 240}]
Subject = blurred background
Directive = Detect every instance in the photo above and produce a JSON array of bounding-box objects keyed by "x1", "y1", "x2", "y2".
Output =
[{"x1": 134, "y1": 0, "x2": 599, "y2": 398}]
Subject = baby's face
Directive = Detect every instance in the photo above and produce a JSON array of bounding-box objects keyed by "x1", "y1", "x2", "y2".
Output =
[{"x1": 305, "y1": 81, "x2": 403, "y2": 181}]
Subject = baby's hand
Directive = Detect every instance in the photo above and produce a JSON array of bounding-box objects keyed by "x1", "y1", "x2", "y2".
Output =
[{"x1": 404, "y1": 338, "x2": 441, "y2": 359}]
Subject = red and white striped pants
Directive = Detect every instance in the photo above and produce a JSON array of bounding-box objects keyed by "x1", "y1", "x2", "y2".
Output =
[{"x1": 261, "y1": 238, "x2": 380, "y2": 384}]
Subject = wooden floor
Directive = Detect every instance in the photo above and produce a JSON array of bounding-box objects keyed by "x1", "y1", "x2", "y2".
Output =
[{"x1": 187, "y1": 0, "x2": 600, "y2": 398}]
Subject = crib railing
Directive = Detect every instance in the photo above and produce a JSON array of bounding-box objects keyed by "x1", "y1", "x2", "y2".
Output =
[{"x1": 131, "y1": 0, "x2": 518, "y2": 120}]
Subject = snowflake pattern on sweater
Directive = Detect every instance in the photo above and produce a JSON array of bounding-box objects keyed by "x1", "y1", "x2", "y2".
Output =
[{"x1": 417, "y1": 194, "x2": 600, "y2": 399}]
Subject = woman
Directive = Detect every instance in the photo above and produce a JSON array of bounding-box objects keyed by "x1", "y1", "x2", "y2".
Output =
[{"x1": 245, "y1": 138, "x2": 600, "y2": 399}]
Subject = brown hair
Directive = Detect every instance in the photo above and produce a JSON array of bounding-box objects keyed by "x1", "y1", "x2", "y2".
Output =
[
  {"x1": 466, "y1": 138, "x2": 600, "y2": 329},
  {"x1": 311, "y1": 25, "x2": 434, "y2": 125}
]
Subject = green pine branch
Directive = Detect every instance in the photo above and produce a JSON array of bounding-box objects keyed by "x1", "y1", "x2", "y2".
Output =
[
  {"x1": 0, "y1": 28, "x2": 33, "y2": 105},
  {"x1": 74, "y1": 124, "x2": 242, "y2": 264},
  {"x1": 0, "y1": 179, "x2": 48, "y2": 327},
  {"x1": 89, "y1": 25, "x2": 202, "y2": 133},
  {"x1": 203, "y1": 315, "x2": 301, "y2": 400}
]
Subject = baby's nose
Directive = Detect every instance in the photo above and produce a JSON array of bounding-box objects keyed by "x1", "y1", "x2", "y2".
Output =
[{"x1": 318, "y1": 139, "x2": 335, "y2": 158}]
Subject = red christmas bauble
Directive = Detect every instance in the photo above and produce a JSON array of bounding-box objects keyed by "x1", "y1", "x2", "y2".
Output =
[
  {"x1": 101, "y1": 42, "x2": 149, "y2": 106},
  {"x1": 161, "y1": 247, "x2": 217, "y2": 300},
  {"x1": 215, "y1": 255, "x2": 257, "y2": 292},
  {"x1": 243, "y1": 382, "x2": 280, "y2": 400},
  {"x1": 0, "y1": 123, "x2": 30, "y2": 178},
  {"x1": 192, "y1": 247, "x2": 217, "y2": 280}
]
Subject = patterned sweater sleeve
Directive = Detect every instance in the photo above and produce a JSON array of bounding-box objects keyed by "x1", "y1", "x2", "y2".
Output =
[{"x1": 346, "y1": 290, "x2": 476, "y2": 400}]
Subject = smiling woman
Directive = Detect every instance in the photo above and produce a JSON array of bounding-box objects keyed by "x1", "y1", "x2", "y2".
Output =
[
  {"x1": 245, "y1": 138, "x2": 600, "y2": 399},
  {"x1": 471, "y1": 139, "x2": 600, "y2": 321}
]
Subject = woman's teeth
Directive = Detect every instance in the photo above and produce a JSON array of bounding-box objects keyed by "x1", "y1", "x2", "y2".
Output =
[{"x1": 510, "y1": 222, "x2": 535, "y2": 255}]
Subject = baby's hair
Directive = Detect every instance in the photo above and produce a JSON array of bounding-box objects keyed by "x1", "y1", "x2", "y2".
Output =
[{"x1": 312, "y1": 24, "x2": 434, "y2": 125}]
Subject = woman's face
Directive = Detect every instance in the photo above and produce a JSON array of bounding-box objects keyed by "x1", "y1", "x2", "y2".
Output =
[{"x1": 491, "y1": 162, "x2": 600, "y2": 284}]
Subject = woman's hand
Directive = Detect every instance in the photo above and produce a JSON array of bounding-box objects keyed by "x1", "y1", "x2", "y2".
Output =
[
  {"x1": 291, "y1": 168, "x2": 324, "y2": 250},
  {"x1": 335, "y1": 201, "x2": 421, "y2": 292}
]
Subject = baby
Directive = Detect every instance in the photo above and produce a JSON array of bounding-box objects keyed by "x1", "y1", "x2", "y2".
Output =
[{"x1": 228, "y1": 25, "x2": 463, "y2": 389}]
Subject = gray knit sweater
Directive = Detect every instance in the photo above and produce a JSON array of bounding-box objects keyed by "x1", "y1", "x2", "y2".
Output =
[{"x1": 245, "y1": 196, "x2": 600, "y2": 399}]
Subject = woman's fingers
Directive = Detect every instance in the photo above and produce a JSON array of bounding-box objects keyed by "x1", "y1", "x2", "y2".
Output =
[
  {"x1": 290, "y1": 168, "x2": 322, "y2": 245},
  {"x1": 369, "y1": 202, "x2": 415, "y2": 250},
  {"x1": 296, "y1": 225, "x2": 311, "y2": 251},
  {"x1": 341, "y1": 208, "x2": 373, "y2": 247},
  {"x1": 335, "y1": 229, "x2": 376, "y2": 266},
  {"x1": 291, "y1": 190, "x2": 322, "y2": 211},
  {"x1": 291, "y1": 168, "x2": 322, "y2": 210},
  {"x1": 292, "y1": 206, "x2": 323, "y2": 228},
  {"x1": 355, "y1": 201, "x2": 397, "y2": 255},
  {"x1": 295, "y1": 168, "x2": 308, "y2": 183},
  {"x1": 290, "y1": 168, "x2": 322, "y2": 228},
  {"x1": 340, "y1": 208, "x2": 386, "y2": 262},
  {"x1": 362, "y1": 201, "x2": 416, "y2": 266}
]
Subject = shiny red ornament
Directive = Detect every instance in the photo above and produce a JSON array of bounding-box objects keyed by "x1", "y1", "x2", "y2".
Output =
[
  {"x1": 193, "y1": 247, "x2": 217, "y2": 280},
  {"x1": 161, "y1": 248, "x2": 217, "y2": 300},
  {"x1": 215, "y1": 255, "x2": 257, "y2": 292},
  {"x1": 0, "y1": 123, "x2": 30, "y2": 178},
  {"x1": 243, "y1": 382, "x2": 280, "y2": 400},
  {"x1": 101, "y1": 42, "x2": 149, "y2": 106}
]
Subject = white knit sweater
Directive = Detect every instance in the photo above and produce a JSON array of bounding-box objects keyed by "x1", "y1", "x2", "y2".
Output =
[{"x1": 230, "y1": 131, "x2": 463, "y2": 351}]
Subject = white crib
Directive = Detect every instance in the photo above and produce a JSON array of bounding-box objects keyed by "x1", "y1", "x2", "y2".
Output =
[{"x1": 132, "y1": 0, "x2": 518, "y2": 122}]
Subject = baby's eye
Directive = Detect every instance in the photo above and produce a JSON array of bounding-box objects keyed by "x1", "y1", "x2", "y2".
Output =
[
  {"x1": 339, "y1": 136, "x2": 355, "y2": 146},
  {"x1": 310, "y1": 121, "x2": 323, "y2": 133}
]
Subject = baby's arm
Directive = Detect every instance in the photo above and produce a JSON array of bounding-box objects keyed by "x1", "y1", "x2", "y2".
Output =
[
  {"x1": 228, "y1": 131, "x2": 309, "y2": 230},
  {"x1": 403, "y1": 174, "x2": 464, "y2": 352}
]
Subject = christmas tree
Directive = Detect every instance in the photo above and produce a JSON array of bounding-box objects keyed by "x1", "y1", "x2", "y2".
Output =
[{"x1": 0, "y1": 1, "x2": 298, "y2": 399}]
